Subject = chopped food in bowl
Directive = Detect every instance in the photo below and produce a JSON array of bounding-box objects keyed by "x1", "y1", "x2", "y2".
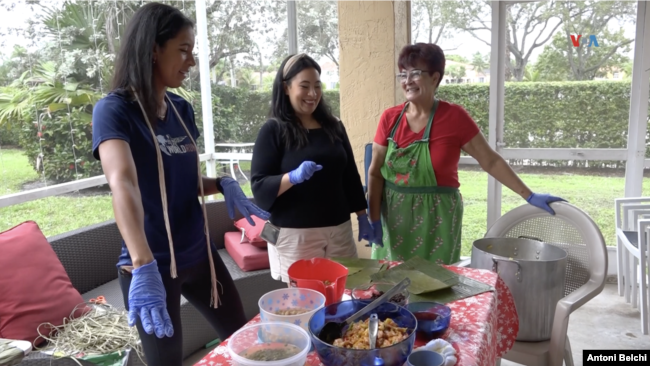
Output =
[
  {"x1": 333, "y1": 317, "x2": 409, "y2": 350},
  {"x1": 227, "y1": 322, "x2": 310, "y2": 366},
  {"x1": 308, "y1": 300, "x2": 417, "y2": 366},
  {"x1": 259, "y1": 288, "x2": 326, "y2": 331}
]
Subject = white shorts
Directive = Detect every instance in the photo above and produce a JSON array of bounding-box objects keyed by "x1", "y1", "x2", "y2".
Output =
[{"x1": 267, "y1": 220, "x2": 358, "y2": 283}]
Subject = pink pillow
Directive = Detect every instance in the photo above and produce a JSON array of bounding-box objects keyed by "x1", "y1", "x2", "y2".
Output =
[
  {"x1": 224, "y1": 232, "x2": 270, "y2": 272},
  {"x1": 0, "y1": 221, "x2": 87, "y2": 345},
  {"x1": 233, "y1": 215, "x2": 267, "y2": 249}
]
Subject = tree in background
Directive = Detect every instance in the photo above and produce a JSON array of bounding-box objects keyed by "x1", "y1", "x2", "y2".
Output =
[
  {"x1": 450, "y1": 0, "x2": 563, "y2": 81},
  {"x1": 446, "y1": 64, "x2": 466, "y2": 83},
  {"x1": 269, "y1": 0, "x2": 339, "y2": 72},
  {"x1": 411, "y1": 0, "x2": 458, "y2": 50},
  {"x1": 446, "y1": 54, "x2": 469, "y2": 64},
  {"x1": 535, "y1": 1, "x2": 634, "y2": 81},
  {"x1": 535, "y1": 29, "x2": 632, "y2": 81},
  {"x1": 471, "y1": 52, "x2": 489, "y2": 73}
]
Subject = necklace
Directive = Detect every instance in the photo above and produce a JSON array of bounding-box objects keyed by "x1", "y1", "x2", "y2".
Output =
[{"x1": 158, "y1": 101, "x2": 167, "y2": 120}]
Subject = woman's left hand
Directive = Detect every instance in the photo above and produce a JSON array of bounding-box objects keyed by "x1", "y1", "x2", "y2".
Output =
[
  {"x1": 221, "y1": 177, "x2": 271, "y2": 225},
  {"x1": 526, "y1": 193, "x2": 567, "y2": 215}
]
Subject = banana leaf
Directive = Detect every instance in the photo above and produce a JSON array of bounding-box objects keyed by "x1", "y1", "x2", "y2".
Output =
[
  {"x1": 330, "y1": 257, "x2": 384, "y2": 277},
  {"x1": 80, "y1": 350, "x2": 130, "y2": 366},
  {"x1": 371, "y1": 269, "x2": 456, "y2": 294},
  {"x1": 371, "y1": 257, "x2": 494, "y2": 303}
]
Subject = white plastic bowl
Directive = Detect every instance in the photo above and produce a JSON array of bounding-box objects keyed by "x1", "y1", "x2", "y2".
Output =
[
  {"x1": 227, "y1": 322, "x2": 311, "y2": 366},
  {"x1": 258, "y1": 288, "x2": 326, "y2": 331}
]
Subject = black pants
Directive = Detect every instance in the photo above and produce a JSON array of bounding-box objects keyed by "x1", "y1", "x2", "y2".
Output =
[{"x1": 118, "y1": 252, "x2": 246, "y2": 366}]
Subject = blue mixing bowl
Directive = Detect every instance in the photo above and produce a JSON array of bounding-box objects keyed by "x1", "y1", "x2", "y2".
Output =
[{"x1": 308, "y1": 300, "x2": 417, "y2": 366}]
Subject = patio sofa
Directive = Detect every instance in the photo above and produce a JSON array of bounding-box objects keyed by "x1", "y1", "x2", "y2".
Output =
[{"x1": 18, "y1": 199, "x2": 285, "y2": 366}]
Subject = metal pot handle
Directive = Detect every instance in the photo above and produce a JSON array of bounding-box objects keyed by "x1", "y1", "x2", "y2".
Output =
[
  {"x1": 492, "y1": 257, "x2": 522, "y2": 282},
  {"x1": 518, "y1": 235, "x2": 543, "y2": 242}
]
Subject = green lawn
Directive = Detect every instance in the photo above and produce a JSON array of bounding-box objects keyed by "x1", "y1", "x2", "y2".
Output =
[{"x1": 2, "y1": 148, "x2": 649, "y2": 255}]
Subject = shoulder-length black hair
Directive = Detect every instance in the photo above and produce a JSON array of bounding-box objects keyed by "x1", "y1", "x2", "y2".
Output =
[
  {"x1": 110, "y1": 2, "x2": 193, "y2": 126},
  {"x1": 270, "y1": 54, "x2": 342, "y2": 150}
]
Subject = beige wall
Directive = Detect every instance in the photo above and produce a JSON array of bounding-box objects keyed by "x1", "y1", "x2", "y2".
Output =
[{"x1": 338, "y1": 1, "x2": 410, "y2": 258}]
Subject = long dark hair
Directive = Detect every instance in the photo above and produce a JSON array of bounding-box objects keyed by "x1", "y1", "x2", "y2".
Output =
[
  {"x1": 270, "y1": 54, "x2": 342, "y2": 150},
  {"x1": 110, "y1": 2, "x2": 193, "y2": 126}
]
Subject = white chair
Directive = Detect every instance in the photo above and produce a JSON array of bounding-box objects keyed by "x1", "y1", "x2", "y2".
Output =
[
  {"x1": 615, "y1": 198, "x2": 650, "y2": 313},
  {"x1": 486, "y1": 202, "x2": 607, "y2": 366},
  {"x1": 638, "y1": 219, "x2": 650, "y2": 333},
  {"x1": 616, "y1": 201, "x2": 650, "y2": 334}
]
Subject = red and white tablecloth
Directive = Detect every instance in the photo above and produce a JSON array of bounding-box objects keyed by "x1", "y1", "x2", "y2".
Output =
[{"x1": 194, "y1": 264, "x2": 518, "y2": 366}]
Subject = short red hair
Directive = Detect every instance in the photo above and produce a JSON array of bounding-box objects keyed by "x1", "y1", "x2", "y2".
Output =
[{"x1": 398, "y1": 43, "x2": 445, "y2": 87}]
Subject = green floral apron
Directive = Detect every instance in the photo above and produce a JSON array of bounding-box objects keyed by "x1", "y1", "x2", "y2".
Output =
[{"x1": 371, "y1": 101, "x2": 463, "y2": 264}]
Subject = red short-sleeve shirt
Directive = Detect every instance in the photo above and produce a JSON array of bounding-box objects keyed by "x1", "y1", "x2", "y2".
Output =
[{"x1": 373, "y1": 101, "x2": 480, "y2": 188}]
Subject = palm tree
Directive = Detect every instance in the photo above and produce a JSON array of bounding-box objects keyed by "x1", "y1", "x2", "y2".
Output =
[{"x1": 471, "y1": 52, "x2": 489, "y2": 73}]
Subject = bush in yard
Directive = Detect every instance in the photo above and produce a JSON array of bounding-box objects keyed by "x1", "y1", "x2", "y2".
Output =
[
  {"x1": 437, "y1": 81, "x2": 649, "y2": 167},
  {"x1": 5, "y1": 79, "x2": 647, "y2": 184},
  {"x1": 192, "y1": 87, "x2": 340, "y2": 144},
  {"x1": 0, "y1": 122, "x2": 21, "y2": 146},
  {"x1": 19, "y1": 107, "x2": 101, "y2": 182}
]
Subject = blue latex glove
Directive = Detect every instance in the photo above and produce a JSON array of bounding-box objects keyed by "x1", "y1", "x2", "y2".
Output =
[
  {"x1": 357, "y1": 213, "x2": 374, "y2": 245},
  {"x1": 288, "y1": 161, "x2": 323, "y2": 185},
  {"x1": 526, "y1": 193, "x2": 567, "y2": 215},
  {"x1": 221, "y1": 177, "x2": 270, "y2": 225},
  {"x1": 128, "y1": 260, "x2": 174, "y2": 338},
  {"x1": 369, "y1": 220, "x2": 384, "y2": 248}
]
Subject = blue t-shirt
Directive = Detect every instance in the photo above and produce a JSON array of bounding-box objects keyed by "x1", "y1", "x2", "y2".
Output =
[{"x1": 92, "y1": 91, "x2": 207, "y2": 271}]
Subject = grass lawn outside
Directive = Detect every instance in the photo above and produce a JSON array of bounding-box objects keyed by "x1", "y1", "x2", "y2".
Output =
[{"x1": 2, "y1": 148, "x2": 649, "y2": 256}]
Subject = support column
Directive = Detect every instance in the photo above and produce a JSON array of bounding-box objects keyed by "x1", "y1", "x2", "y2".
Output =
[
  {"x1": 487, "y1": 1, "x2": 506, "y2": 228},
  {"x1": 338, "y1": 1, "x2": 410, "y2": 258},
  {"x1": 287, "y1": 0, "x2": 298, "y2": 55},
  {"x1": 195, "y1": 0, "x2": 216, "y2": 179},
  {"x1": 625, "y1": 0, "x2": 650, "y2": 198}
]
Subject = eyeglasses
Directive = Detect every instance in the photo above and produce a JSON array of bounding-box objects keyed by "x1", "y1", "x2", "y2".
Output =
[{"x1": 396, "y1": 70, "x2": 429, "y2": 83}]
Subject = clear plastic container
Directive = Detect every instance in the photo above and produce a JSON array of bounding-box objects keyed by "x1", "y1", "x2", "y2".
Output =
[
  {"x1": 259, "y1": 288, "x2": 326, "y2": 331},
  {"x1": 227, "y1": 322, "x2": 311, "y2": 366}
]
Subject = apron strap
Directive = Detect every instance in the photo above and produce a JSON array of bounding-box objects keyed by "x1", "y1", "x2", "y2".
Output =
[
  {"x1": 388, "y1": 100, "x2": 439, "y2": 141},
  {"x1": 421, "y1": 99, "x2": 439, "y2": 141},
  {"x1": 388, "y1": 103, "x2": 409, "y2": 139}
]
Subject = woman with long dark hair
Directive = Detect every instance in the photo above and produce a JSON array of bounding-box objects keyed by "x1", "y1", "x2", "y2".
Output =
[
  {"x1": 91, "y1": 3, "x2": 269, "y2": 364},
  {"x1": 251, "y1": 54, "x2": 373, "y2": 283}
]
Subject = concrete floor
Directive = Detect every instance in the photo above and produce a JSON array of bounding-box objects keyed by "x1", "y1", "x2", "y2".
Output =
[{"x1": 182, "y1": 283, "x2": 650, "y2": 366}]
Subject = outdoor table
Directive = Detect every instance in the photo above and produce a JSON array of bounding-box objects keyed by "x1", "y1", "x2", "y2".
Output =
[{"x1": 194, "y1": 263, "x2": 519, "y2": 366}]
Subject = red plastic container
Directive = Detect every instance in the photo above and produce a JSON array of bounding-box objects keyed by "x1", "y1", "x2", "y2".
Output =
[{"x1": 287, "y1": 258, "x2": 349, "y2": 306}]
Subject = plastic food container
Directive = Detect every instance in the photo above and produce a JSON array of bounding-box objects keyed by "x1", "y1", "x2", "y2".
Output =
[
  {"x1": 351, "y1": 282, "x2": 410, "y2": 307},
  {"x1": 308, "y1": 300, "x2": 417, "y2": 366},
  {"x1": 227, "y1": 322, "x2": 311, "y2": 366},
  {"x1": 287, "y1": 258, "x2": 348, "y2": 305},
  {"x1": 259, "y1": 288, "x2": 326, "y2": 331}
]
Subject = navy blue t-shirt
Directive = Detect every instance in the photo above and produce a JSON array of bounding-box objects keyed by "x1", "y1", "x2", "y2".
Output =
[{"x1": 92, "y1": 91, "x2": 206, "y2": 271}]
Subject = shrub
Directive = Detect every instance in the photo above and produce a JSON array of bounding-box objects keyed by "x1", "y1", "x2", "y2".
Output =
[{"x1": 13, "y1": 80, "x2": 647, "y2": 183}]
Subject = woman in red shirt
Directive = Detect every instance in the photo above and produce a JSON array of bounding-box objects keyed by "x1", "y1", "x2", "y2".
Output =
[{"x1": 366, "y1": 43, "x2": 565, "y2": 264}]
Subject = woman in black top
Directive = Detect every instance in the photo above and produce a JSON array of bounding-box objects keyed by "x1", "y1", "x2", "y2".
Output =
[{"x1": 251, "y1": 53, "x2": 373, "y2": 282}]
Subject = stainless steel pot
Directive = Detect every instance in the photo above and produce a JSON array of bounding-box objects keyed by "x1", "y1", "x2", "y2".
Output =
[{"x1": 470, "y1": 237, "x2": 568, "y2": 341}]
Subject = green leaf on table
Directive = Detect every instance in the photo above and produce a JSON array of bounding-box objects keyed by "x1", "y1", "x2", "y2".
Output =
[
  {"x1": 344, "y1": 267, "x2": 380, "y2": 289},
  {"x1": 371, "y1": 269, "x2": 455, "y2": 294},
  {"x1": 330, "y1": 257, "x2": 384, "y2": 277}
]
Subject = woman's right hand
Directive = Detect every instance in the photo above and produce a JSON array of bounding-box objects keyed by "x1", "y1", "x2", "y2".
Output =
[
  {"x1": 369, "y1": 220, "x2": 383, "y2": 247},
  {"x1": 128, "y1": 260, "x2": 174, "y2": 338},
  {"x1": 288, "y1": 161, "x2": 322, "y2": 185}
]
